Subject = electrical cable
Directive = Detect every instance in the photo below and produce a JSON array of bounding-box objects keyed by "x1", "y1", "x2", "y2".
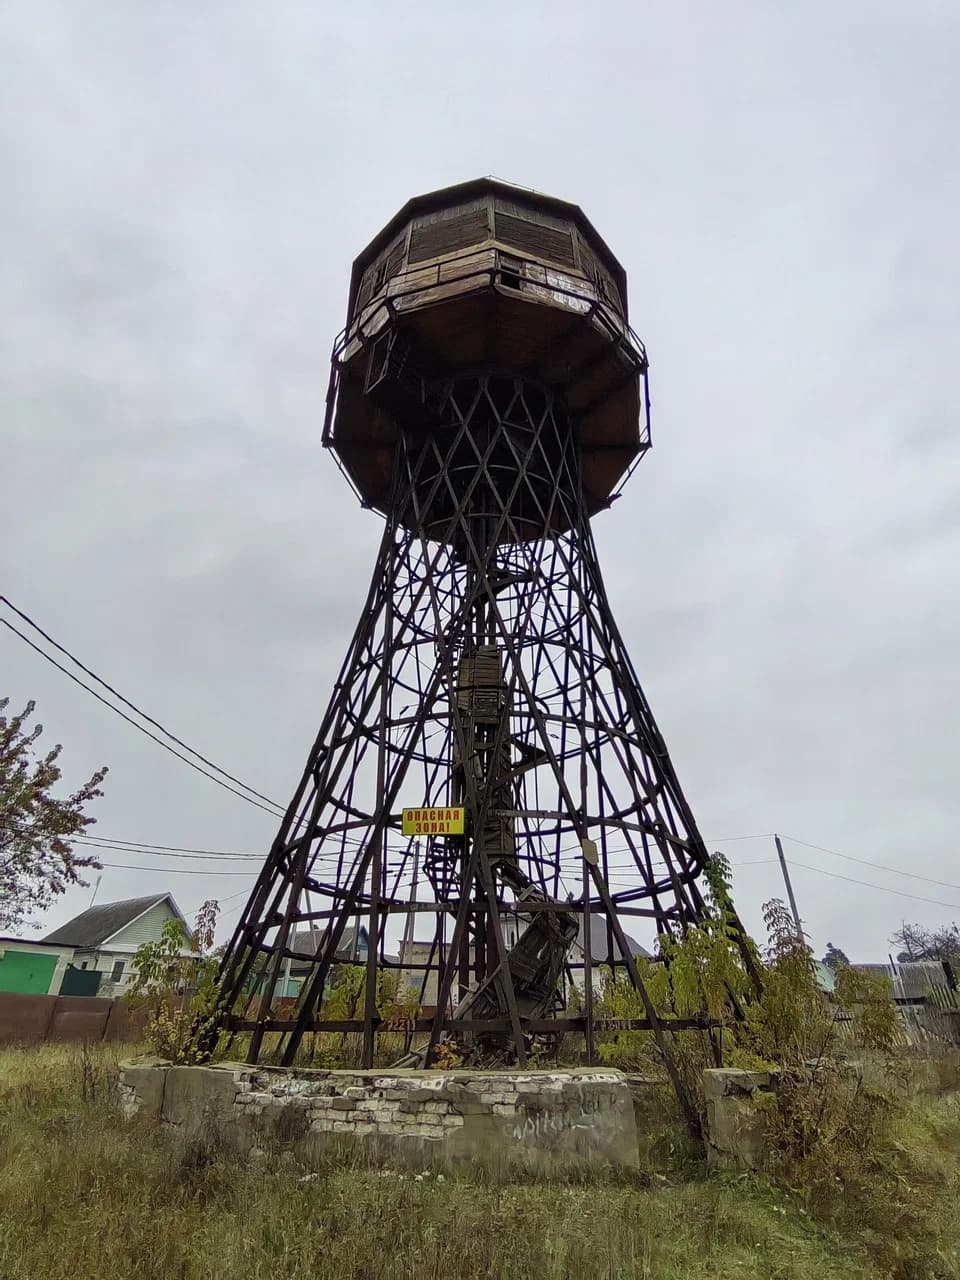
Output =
[
  {"x1": 74, "y1": 840, "x2": 263, "y2": 862},
  {"x1": 96, "y1": 861, "x2": 257, "y2": 876},
  {"x1": 788, "y1": 860, "x2": 960, "y2": 911},
  {"x1": 780, "y1": 833, "x2": 960, "y2": 893},
  {"x1": 711, "y1": 830, "x2": 960, "y2": 893},
  {"x1": 184, "y1": 885, "x2": 252, "y2": 917},
  {"x1": 72, "y1": 833, "x2": 360, "y2": 862},
  {"x1": 707, "y1": 833, "x2": 775, "y2": 843},
  {"x1": 1, "y1": 616, "x2": 283, "y2": 818},
  {"x1": 72, "y1": 835, "x2": 264, "y2": 858},
  {"x1": 0, "y1": 598, "x2": 285, "y2": 816},
  {"x1": 215, "y1": 887, "x2": 254, "y2": 905}
]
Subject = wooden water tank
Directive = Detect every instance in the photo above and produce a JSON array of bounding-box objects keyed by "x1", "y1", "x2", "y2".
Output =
[{"x1": 324, "y1": 177, "x2": 650, "y2": 522}]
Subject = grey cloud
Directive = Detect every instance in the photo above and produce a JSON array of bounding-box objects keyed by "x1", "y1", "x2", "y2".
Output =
[{"x1": 2, "y1": 0, "x2": 958, "y2": 959}]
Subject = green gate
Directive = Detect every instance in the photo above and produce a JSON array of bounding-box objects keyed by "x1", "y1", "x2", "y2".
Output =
[{"x1": 0, "y1": 949, "x2": 57, "y2": 995}]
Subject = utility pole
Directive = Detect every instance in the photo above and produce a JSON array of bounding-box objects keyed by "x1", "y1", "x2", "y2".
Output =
[{"x1": 774, "y1": 833, "x2": 803, "y2": 938}]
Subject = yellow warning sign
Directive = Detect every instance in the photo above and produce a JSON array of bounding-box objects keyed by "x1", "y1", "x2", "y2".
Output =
[{"x1": 402, "y1": 807, "x2": 466, "y2": 837}]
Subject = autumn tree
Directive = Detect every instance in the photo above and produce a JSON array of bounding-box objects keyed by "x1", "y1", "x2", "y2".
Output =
[
  {"x1": 890, "y1": 920, "x2": 960, "y2": 964},
  {"x1": 0, "y1": 697, "x2": 107, "y2": 931},
  {"x1": 820, "y1": 942, "x2": 850, "y2": 969}
]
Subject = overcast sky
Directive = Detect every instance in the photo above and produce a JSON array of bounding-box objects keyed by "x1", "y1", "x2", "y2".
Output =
[{"x1": 2, "y1": 2, "x2": 958, "y2": 962}]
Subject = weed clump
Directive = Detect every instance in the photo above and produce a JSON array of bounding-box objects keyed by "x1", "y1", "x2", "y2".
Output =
[{"x1": 592, "y1": 872, "x2": 960, "y2": 1279}]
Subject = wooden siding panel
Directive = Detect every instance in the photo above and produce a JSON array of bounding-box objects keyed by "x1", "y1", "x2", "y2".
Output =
[
  {"x1": 408, "y1": 208, "x2": 490, "y2": 264},
  {"x1": 493, "y1": 212, "x2": 576, "y2": 270},
  {"x1": 109, "y1": 900, "x2": 178, "y2": 949}
]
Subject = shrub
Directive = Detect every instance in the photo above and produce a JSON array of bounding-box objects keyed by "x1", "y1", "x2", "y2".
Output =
[{"x1": 127, "y1": 901, "x2": 220, "y2": 1063}]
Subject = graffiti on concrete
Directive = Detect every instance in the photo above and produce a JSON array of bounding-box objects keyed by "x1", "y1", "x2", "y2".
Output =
[{"x1": 511, "y1": 1092, "x2": 603, "y2": 1142}]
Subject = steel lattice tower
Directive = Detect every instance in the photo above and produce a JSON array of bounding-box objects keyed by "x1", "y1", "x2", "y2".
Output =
[{"x1": 211, "y1": 179, "x2": 750, "y2": 1071}]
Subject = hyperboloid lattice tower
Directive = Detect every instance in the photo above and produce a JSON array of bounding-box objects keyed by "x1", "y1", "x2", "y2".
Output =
[{"x1": 213, "y1": 178, "x2": 746, "y2": 1069}]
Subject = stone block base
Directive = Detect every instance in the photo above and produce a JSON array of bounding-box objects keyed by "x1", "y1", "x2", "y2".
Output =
[{"x1": 119, "y1": 1061, "x2": 640, "y2": 1170}]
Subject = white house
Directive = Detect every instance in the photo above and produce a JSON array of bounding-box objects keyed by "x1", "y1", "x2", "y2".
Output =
[{"x1": 43, "y1": 893, "x2": 189, "y2": 998}]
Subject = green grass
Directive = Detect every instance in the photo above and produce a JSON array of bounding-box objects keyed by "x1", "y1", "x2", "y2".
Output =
[{"x1": 0, "y1": 1045, "x2": 957, "y2": 1279}]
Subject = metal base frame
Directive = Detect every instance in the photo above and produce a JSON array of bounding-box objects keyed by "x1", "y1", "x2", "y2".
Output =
[{"x1": 209, "y1": 374, "x2": 746, "y2": 1096}]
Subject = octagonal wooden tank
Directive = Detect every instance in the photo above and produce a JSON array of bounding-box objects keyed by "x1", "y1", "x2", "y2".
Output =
[{"x1": 323, "y1": 177, "x2": 650, "y2": 529}]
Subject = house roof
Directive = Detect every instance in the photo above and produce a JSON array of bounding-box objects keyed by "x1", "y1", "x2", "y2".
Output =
[
  {"x1": 290, "y1": 926, "x2": 366, "y2": 964},
  {"x1": 577, "y1": 913, "x2": 651, "y2": 964},
  {"x1": 43, "y1": 894, "x2": 183, "y2": 948},
  {"x1": 290, "y1": 926, "x2": 401, "y2": 969},
  {"x1": 813, "y1": 961, "x2": 838, "y2": 994}
]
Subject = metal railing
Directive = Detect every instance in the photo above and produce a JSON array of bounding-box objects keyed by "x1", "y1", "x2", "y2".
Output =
[{"x1": 321, "y1": 244, "x2": 653, "y2": 506}]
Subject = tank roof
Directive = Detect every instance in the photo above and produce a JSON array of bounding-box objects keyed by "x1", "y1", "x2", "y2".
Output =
[{"x1": 348, "y1": 176, "x2": 628, "y2": 318}]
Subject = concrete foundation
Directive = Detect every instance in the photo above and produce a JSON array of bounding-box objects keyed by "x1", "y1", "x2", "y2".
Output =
[
  {"x1": 119, "y1": 1060, "x2": 643, "y2": 1169},
  {"x1": 703, "y1": 1068, "x2": 777, "y2": 1170}
]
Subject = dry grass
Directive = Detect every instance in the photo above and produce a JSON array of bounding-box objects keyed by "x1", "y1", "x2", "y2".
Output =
[{"x1": 0, "y1": 1043, "x2": 955, "y2": 1280}]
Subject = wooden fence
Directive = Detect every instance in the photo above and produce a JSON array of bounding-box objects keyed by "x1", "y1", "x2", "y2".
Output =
[
  {"x1": 0, "y1": 991, "x2": 148, "y2": 1047},
  {"x1": 835, "y1": 984, "x2": 960, "y2": 1048}
]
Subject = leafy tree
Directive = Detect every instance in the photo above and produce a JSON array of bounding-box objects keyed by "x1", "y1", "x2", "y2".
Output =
[
  {"x1": 821, "y1": 942, "x2": 851, "y2": 969},
  {"x1": 321, "y1": 963, "x2": 420, "y2": 1024},
  {"x1": 890, "y1": 921, "x2": 960, "y2": 964},
  {"x1": 290, "y1": 963, "x2": 421, "y2": 1067},
  {"x1": 595, "y1": 892, "x2": 898, "y2": 1101},
  {"x1": 127, "y1": 900, "x2": 220, "y2": 1063},
  {"x1": 734, "y1": 899, "x2": 834, "y2": 1071},
  {"x1": 832, "y1": 962, "x2": 899, "y2": 1053},
  {"x1": 593, "y1": 853, "x2": 760, "y2": 1123},
  {"x1": 0, "y1": 697, "x2": 107, "y2": 931}
]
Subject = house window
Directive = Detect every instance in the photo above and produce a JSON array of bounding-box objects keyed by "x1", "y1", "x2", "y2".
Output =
[
  {"x1": 111, "y1": 960, "x2": 125, "y2": 983},
  {"x1": 500, "y1": 253, "x2": 522, "y2": 291}
]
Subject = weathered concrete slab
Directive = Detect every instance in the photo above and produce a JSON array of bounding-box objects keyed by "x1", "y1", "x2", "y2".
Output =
[
  {"x1": 161, "y1": 1064, "x2": 241, "y2": 1134},
  {"x1": 703, "y1": 1067, "x2": 777, "y2": 1170},
  {"x1": 117, "y1": 1056, "x2": 169, "y2": 1119},
  {"x1": 119, "y1": 1062, "x2": 640, "y2": 1169},
  {"x1": 702, "y1": 1068, "x2": 773, "y2": 1099}
]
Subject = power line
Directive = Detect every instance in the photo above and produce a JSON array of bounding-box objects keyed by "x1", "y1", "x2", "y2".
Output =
[
  {"x1": 96, "y1": 861, "x2": 256, "y2": 877},
  {"x1": 0, "y1": 593, "x2": 282, "y2": 809},
  {"x1": 220, "y1": 887, "x2": 255, "y2": 904},
  {"x1": 216, "y1": 898, "x2": 251, "y2": 921},
  {"x1": 72, "y1": 833, "x2": 356, "y2": 862},
  {"x1": 75, "y1": 840, "x2": 344, "y2": 869},
  {"x1": 74, "y1": 834, "x2": 264, "y2": 856},
  {"x1": 789, "y1": 860, "x2": 960, "y2": 911},
  {"x1": 707, "y1": 833, "x2": 775, "y2": 843},
  {"x1": 74, "y1": 828, "x2": 947, "y2": 893},
  {"x1": 75, "y1": 839, "x2": 263, "y2": 862},
  {"x1": 91, "y1": 850, "x2": 956, "y2": 905},
  {"x1": 1, "y1": 616, "x2": 283, "y2": 819},
  {"x1": 780, "y1": 833, "x2": 960, "y2": 893},
  {"x1": 712, "y1": 830, "x2": 960, "y2": 895},
  {"x1": 184, "y1": 886, "x2": 252, "y2": 923},
  {"x1": 0, "y1": 596, "x2": 285, "y2": 817}
]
